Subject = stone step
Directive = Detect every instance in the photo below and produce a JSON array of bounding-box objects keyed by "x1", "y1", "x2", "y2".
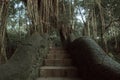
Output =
[
  {"x1": 37, "y1": 77, "x2": 81, "y2": 80},
  {"x1": 44, "y1": 59, "x2": 72, "y2": 66},
  {"x1": 40, "y1": 66, "x2": 78, "y2": 77},
  {"x1": 46, "y1": 53, "x2": 70, "y2": 59}
]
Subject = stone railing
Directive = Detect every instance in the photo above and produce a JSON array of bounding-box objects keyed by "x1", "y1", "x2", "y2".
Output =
[
  {"x1": 68, "y1": 37, "x2": 120, "y2": 80},
  {"x1": 0, "y1": 32, "x2": 49, "y2": 80}
]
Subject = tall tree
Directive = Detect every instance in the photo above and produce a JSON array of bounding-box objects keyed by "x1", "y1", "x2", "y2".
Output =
[
  {"x1": 22, "y1": 0, "x2": 75, "y2": 46},
  {"x1": 0, "y1": 0, "x2": 9, "y2": 64}
]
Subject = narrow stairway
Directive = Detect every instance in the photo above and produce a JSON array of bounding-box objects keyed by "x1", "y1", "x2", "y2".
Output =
[{"x1": 37, "y1": 47, "x2": 81, "y2": 80}]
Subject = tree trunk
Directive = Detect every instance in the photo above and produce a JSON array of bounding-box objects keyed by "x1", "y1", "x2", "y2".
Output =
[{"x1": 0, "y1": 1, "x2": 9, "y2": 64}]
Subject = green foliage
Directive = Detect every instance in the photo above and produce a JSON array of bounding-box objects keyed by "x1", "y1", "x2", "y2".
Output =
[{"x1": 6, "y1": 0, "x2": 120, "y2": 55}]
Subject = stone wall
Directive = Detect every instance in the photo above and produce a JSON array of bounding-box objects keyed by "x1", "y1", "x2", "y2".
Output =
[
  {"x1": 0, "y1": 32, "x2": 49, "y2": 80},
  {"x1": 68, "y1": 37, "x2": 120, "y2": 80}
]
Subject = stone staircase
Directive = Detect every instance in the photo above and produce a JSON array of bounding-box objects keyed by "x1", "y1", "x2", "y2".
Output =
[{"x1": 37, "y1": 47, "x2": 81, "y2": 80}]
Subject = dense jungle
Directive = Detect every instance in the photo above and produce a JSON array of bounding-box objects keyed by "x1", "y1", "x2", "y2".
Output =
[{"x1": 0, "y1": 0, "x2": 120, "y2": 80}]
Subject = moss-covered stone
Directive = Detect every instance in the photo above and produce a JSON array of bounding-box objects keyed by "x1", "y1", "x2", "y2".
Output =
[
  {"x1": 68, "y1": 37, "x2": 120, "y2": 80},
  {"x1": 0, "y1": 32, "x2": 49, "y2": 80}
]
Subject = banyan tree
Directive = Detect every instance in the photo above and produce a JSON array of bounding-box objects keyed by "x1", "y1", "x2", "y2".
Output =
[{"x1": 22, "y1": 0, "x2": 74, "y2": 46}]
